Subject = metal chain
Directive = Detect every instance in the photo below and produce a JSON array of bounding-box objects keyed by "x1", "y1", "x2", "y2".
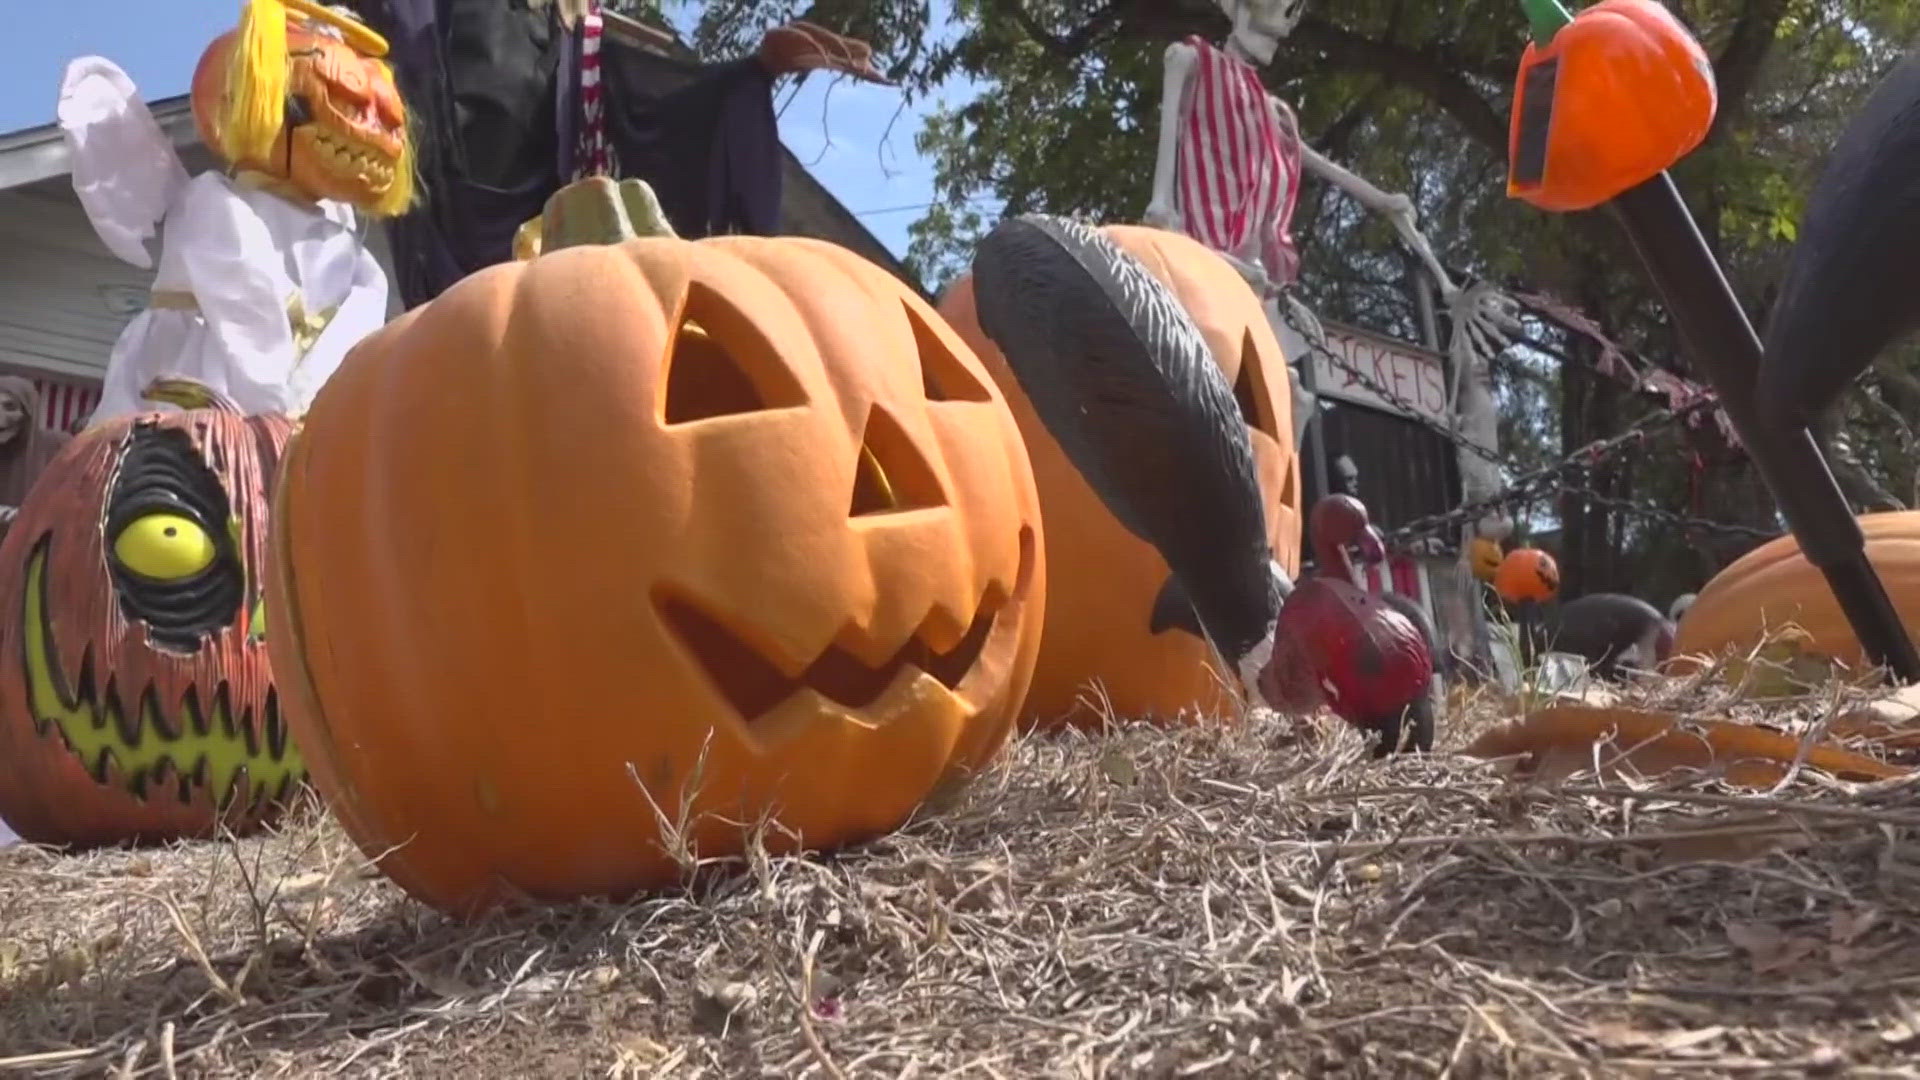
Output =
[
  {"x1": 1382, "y1": 419, "x2": 1775, "y2": 544},
  {"x1": 1381, "y1": 414, "x2": 1669, "y2": 541},
  {"x1": 1272, "y1": 290, "x2": 1511, "y2": 468},
  {"x1": 1572, "y1": 489, "x2": 1780, "y2": 541},
  {"x1": 1271, "y1": 288, "x2": 1775, "y2": 544},
  {"x1": 1270, "y1": 287, "x2": 1787, "y2": 550}
]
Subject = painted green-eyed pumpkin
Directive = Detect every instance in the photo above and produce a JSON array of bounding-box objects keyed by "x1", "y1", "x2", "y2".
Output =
[{"x1": 0, "y1": 378, "x2": 302, "y2": 847}]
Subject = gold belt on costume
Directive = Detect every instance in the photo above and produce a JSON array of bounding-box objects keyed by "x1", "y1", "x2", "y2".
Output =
[
  {"x1": 147, "y1": 289, "x2": 198, "y2": 310},
  {"x1": 144, "y1": 289, "x2": 342, "y2": 359}
]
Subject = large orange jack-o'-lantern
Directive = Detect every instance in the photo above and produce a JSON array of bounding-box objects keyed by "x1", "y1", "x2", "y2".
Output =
[
  {"x1": 190, "y1": 0, "x2": 414, "y2": 216},
  {"x1": 940, "y1": 224, "x2": 1301, "y2": 726},
  {"x1": 0, "y1": 379, "x2": 302, "y2": 848},
  {"x1": 266, "y1": 178, "x2": 1046, "y2": 915}
]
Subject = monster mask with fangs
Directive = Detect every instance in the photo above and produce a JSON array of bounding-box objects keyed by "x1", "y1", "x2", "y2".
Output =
[{"x1": 58, "y1": 0, "x2": 411, "y2": 426}]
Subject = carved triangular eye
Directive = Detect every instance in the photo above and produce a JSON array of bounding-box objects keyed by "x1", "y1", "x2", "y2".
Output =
[
  {"x1": 1277, "y1": 456, "x2": 1299, "y2": 508},
  {"x1": 903, "y1": 300, "x2": 993, "y2": 402},
  {"x1": 1233, "y1": 329, "x2": 1278, "y2": 440},
  {"x1": 849, "y1": 403, "x2": 945, "y2": 517},
  {"x1": 662, "y1": 282, "x2": 807, "y2": 424}
]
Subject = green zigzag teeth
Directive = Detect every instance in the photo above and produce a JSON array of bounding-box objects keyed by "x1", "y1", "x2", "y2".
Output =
[{"x1": 23, "y1": 543, "x2": 306, "y2": 808}]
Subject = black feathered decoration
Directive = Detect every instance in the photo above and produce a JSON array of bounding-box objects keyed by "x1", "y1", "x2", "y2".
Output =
[
  {"x1": 970, "y1": 215, "x2": 1280, "y2": 676},
  {"x1": 1760, "y1": 53, "x2": 1920, "y2": 428}
]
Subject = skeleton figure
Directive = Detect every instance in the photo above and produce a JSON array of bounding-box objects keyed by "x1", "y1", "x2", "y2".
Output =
[
  {"x1": 1148, "y1": 2, "x2": 1518, "y2": 429},
  {"x1": 1147, "y1": 0, "x2": 1519, "y2": 649},
  {"x1": 1145, "y1": 0, "x2": 1306, "y2": 288},
  {"x1": 59, "y1": 0, "x2": 409, "y2": 426}
]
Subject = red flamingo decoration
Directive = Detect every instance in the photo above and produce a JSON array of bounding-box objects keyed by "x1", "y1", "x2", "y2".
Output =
[{"x1": 1260, "y1": 495, "x2": 1437, "y2": 756}]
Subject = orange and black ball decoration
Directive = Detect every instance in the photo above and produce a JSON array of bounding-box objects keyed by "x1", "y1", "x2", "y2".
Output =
[{"x1": 1494, "y1": 547, "x2": 1561, "y2": 605}]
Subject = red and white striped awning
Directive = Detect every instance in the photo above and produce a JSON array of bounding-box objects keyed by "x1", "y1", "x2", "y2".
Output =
[{"x1": 32, "y1": 378, "x2": 102, "y2": 434}]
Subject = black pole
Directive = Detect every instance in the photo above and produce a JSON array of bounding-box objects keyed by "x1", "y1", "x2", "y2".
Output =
[{"x1": 1608, "y1": 173, "x2": 1920, "y2": 682}]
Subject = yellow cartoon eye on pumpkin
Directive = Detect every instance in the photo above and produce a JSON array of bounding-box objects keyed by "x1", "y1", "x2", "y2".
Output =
[{"x1": 113, "y1": 512, "x2": 216, "y2": 580}]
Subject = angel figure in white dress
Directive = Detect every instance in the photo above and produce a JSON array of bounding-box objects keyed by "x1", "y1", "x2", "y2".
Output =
[{"x1": 57, "y1": 0, "x2": 415, "y2": 427}]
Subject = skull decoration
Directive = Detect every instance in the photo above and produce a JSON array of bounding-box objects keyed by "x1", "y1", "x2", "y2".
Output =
[
  {"x1": 266, "y1": 178, "x2": 1047, "y2": 916},
  {"x1": 1218, "y1": 0, "x2": 1308, "y2": 64},
  {"x1": 189, "y1": 0, "x2": 413, "y2": 215},
  {"x1": 0, "y1": 380, "x2": 302, "y2": 847}
]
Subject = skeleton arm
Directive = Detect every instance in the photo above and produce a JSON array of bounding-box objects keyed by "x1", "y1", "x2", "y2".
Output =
[
  {"x1": 1292, "y1": 121, "x2": 1521, "y2": 409},
  {"x1": 1149, "y1": 17, "x2": 1518, "y2": 373},
  {"x1": 1296, "y1": 141, "x2": 1457, "y2": 299},
  {"x1": 1146, "y1": 42, "x2": 1198, "y2": 232}
]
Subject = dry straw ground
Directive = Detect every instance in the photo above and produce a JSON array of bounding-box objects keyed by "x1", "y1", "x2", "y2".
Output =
[{"x1": 5, "y1": 678, "x2": 1920, "y2": 1078}]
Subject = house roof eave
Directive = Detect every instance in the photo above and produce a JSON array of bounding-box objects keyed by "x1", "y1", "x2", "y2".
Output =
[{"x1": 0, "y1": 95, "x2": 195, "y2": 193}]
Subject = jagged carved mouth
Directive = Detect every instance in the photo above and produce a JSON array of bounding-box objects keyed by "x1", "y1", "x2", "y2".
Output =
[
  {"x1": 658, "y1": 528, "x2": 1035, "y2": 721},
  {"x1": 21, "y1": 541, "x2": 301, "y2": 807},
  {"x1": 306, "y1": 128, "x2": 398, "y2": 187}
]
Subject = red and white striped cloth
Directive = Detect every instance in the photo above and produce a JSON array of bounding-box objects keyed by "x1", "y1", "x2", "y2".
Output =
[
  {"x1": 1360, "y1": 553, "x2": 1423, "y2": 600},
  {"x1": 1174, "y1": 36, "x2": 1303, "y2": 286},
  {"x1": 572, "y1": 0, "x2": 613, "y2": 181},
  {"x1": 33, "y1": 378, "x2": 102, "y2": 434}
]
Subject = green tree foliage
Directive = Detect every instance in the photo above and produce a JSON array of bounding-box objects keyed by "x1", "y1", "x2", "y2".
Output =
[{"x1": 666, "y1": 0, "x2": 1916, "y2": 598}]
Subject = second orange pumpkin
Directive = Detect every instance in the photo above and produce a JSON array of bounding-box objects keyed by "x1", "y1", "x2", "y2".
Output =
[
  {"x1": 940, "y1": 224, "x2": 1302, "y2": 727},
  {"x1": 1674, "y1": 511, "x2": 1920, "y2": 671}
]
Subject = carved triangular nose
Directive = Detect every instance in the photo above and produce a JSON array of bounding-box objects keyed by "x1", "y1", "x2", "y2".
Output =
[{"x1": 848, "y1": 403, "x2": 946, "y2": 517}]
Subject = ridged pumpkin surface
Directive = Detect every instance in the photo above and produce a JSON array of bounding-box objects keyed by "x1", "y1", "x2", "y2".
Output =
[
  {"x1": 939, "y1": 224, "x2": 1301, "y2": 727},
  {"x1": 1673, "y1": 511, "x2": 1920, "y2": 670},
  {"x1": 267, "y1": 231, "x2": 1045, "y2": 915},
  {"x1": 0, "y1": 398, "x2": 300, "y2": 847}
]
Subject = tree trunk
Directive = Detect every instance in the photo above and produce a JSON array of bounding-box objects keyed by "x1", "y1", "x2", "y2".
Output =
[{"x1": 1556, "y1": 320, "x2": 1594, "y2": 599}]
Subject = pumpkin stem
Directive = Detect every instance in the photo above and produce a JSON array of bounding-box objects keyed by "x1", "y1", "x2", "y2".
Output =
[
  {"x1": 1519, "y1": 0, "x2": 1574, "y2": 44},
  {"x1": 142, "y1": 376, "x2": 244, "y2": 414},
  {"x1": 521, "y1": 176, "x2": 680, "y2": 257}
]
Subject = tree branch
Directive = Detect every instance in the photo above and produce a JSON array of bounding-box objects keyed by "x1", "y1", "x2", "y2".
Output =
[
  {"x1": 990, "y1": 1, "x2": 1510, "y2": 152},
  {"x1": 1288, "y1": 15, "x2": 1509, "y2": 152},
  {"x1": 985, "y1": 0, "x2": 1128, "y2": 59},
  {"x1": 1871, "y1": 364, "x2": 1920, "y2": 425},
  {"x1": 1705, "y1": 0, "x2": 1792, "y2": 141}
]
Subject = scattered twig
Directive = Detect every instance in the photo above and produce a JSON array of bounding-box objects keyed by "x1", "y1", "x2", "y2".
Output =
[{"x1": 2, "y1": 683, "x2": 1917, "y2": 1075}]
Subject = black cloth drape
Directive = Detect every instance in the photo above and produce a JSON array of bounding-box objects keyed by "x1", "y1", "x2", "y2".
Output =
[
  {"x1": 346, "y1": 1, "x2": 787, "y2": 309},
  {"x1": 599, "y1": 52, "x2": 783, "y2": 241}
]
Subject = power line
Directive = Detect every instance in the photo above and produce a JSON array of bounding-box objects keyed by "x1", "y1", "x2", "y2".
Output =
[{"x1": 851, "y1": 195, "x2": 1004, "y2": 217}]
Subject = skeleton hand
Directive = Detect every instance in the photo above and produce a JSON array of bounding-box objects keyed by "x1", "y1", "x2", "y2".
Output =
[
  {"x1": 1218, "y1": 251, "x2": 1281, "y2": 298},
  {"x1": 1446, "y1": 281, "x2": 1521, "y2": 363}
]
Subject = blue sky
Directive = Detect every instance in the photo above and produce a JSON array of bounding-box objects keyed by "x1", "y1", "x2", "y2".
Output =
[{"x1": 0, "y1": 2, "x2": 978, "y2": 259}]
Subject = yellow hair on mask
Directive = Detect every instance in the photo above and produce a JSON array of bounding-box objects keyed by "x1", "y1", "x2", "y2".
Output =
[
  {"x1": 219, "y1": 0, "x2": 290, "y2": 166},
  {"x1": 368, "y1": 68, "x2": 419, "y2": 218}
]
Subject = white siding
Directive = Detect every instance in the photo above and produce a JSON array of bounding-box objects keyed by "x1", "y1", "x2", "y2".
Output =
[
  {"x1": 0, "y1": 185, "x2": 154, "y2": 382},
  {"x1": 0, "y1": 177, "x2": 405, "y2": 393}
]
